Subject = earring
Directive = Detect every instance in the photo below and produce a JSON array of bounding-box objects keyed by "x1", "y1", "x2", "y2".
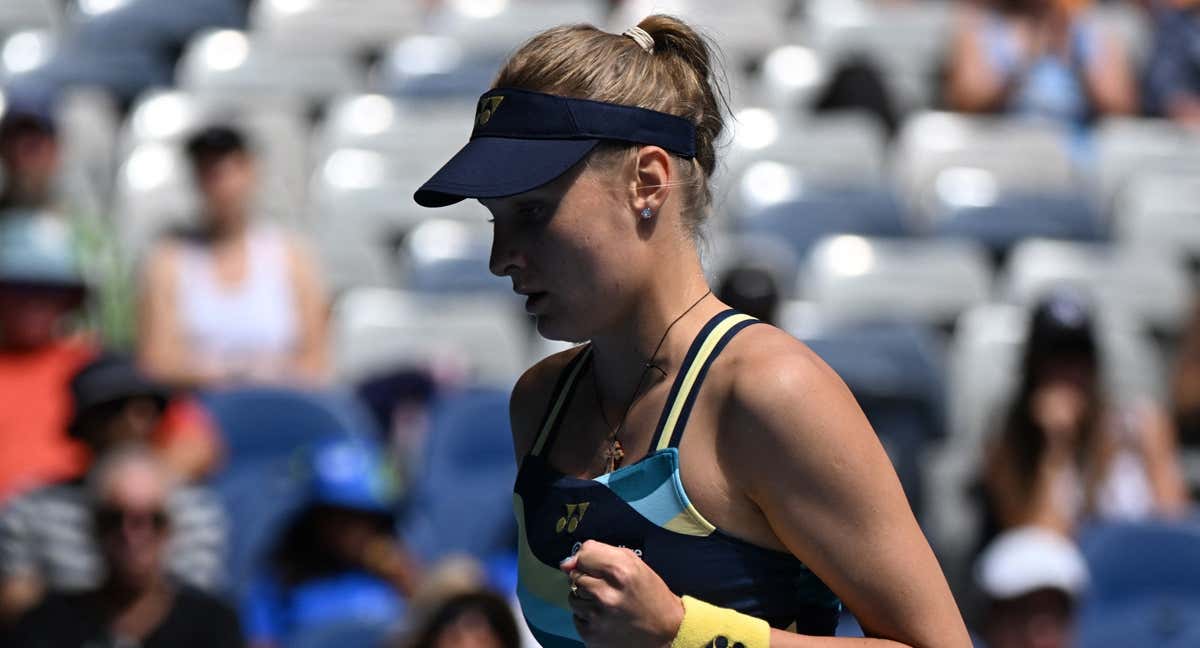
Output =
[{"x1": 639, "y1": 207, "x2": 654, "y2": 220}]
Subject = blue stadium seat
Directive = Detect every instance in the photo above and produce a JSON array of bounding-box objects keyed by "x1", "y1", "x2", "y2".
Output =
[
  {"x1": 734, "y1": 188, "x2": 909, "y2": 260},
  {"x1": 799, "y1": 321, "x2": 946, "y2": 517},
  {"x1": 199, "y1": 386, "x2": 376, "y2": 466},
  {"x1": 934, "y1": 193, "x2": 1104, "y2": 256},
  {"x1": 400, "y1": 387, "x2": 518, "y2": 563},
  {"x1": 286, "y1": 619, "x2": 394, "y2": 648},
  {"x1": 1075, "y1": 520, "x2": 1200, "y2": 648},
  {"x1": 400, "y1": 219, "x2": 507, "y2": 295},
  {"x1": 74, "y1": 0, "x2": 246, "y2": 51},
  {"x1": 374, "y1": 35, "x2": 502, "y2": 99}
]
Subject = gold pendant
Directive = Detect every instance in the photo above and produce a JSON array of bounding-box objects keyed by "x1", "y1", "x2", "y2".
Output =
[{"x1": 605, "y1": 438, "x2": 625, "y2": 473}]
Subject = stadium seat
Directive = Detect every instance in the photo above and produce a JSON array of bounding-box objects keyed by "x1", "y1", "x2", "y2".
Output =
[
  {"x1": 932, "y1": 192, "x2": 1105, "y2": 258},
  {"x1": 893, "y1": 112, "x2": 1077, "y2": 224},
  {"x1": 753, "y1": 44, "x2": 831, "y2": 111},
  {"x1": 199, "y1": 386, "x2": 373, "y2": 466},
  {"x1": 1075, "y1": 520, "x2": 1200, "y2": 648},
  {"x1": 177, "y1": 29, "x2": 362, "y2": 108},
  {"x1": 400, "y1": 387, "x2": 518, "y2": 563},
  {"x1": 1094, "y1": 118, "x2": 1200, "y2": 217},
  {"x1": 1002, "y1": 239, "x2": 1192, "y2": 335},
  {"x1": 799, "y1": 235, "x2": 993, "y2": 326},
  {"x1": 609, "y1": 0, "x2": 792, "y2": 64},
  {"x1": 398, "y1": 219, "x2": 504, "y2": 295},
  {"x1": 251, "y1": 0, "x2": 424, "y2": 53},
  {"x1": 0, "y1": 0, "x2": 57, "y2": 35},
  {"x1": 0, "y1": 29, "x2": 55, "y2": 83},
  {"x1": 804, "y1": 0, "x2": 951, "y2": 111},
  {"x1": 791, "y1": 319, "x2": 947, "y2": 517},
  {"x1": 287, "y1": 619, "x2": 395, "y2": 648},
  {"x1": 1114, "y1": 171, "x2": 1200, "y2": 262},
  {"x1": 703, "y1": 231, "x2": 804, "y2": 299},
  {"x1": 332, "y1": 288, "x2": 530, "y2": 388},
  {"x1": 111, "y1": 142, "x2": 198, "y2": 255},
  {"x1": 372, "y1": 34, "x2": 504, "y2": 100},
  {"x1": 733, "y1": 186, "x2": 909, "y2": 261},
  {"x1": 70, "y1": 0, "x2": 245, "y2": 51},
  {"x1": 431, "y1": 0, "x2": 606, "y2": 55}
]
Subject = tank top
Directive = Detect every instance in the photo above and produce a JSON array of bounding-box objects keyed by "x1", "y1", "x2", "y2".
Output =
[
  {"x1": 513, "y1": 309, "x2": 841, "y2": 648},
  {"x1": 176, "y1": 225, "x2": 299, "y2": 379}
]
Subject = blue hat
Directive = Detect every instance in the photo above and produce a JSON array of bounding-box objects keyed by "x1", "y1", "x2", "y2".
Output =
[
  {"x1": 309, "y1": 438, "x2": 399, "y2": 514},
  {"x1": 0, "y1": 215, "x2": 85, "y2": 292},
  {"x1": 414, "y1": 87, "x2": 697, "y2": 207}
]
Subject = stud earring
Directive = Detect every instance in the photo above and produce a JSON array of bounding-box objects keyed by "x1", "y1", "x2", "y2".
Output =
[{"x1": 639, "y1": 207, "x2": 654, "y2": 220}]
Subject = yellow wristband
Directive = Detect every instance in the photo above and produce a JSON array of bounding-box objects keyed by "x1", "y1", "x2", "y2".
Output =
[{"x1": 670, "y1": 596, "x2": 771, "y2": 648}]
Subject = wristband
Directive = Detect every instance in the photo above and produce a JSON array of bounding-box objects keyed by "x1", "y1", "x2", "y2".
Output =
[{"x1": 670, "y1": 595, "x2": 771, "y2": 648}]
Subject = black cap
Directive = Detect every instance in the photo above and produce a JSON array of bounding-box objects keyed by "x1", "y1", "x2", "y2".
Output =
[
  {"x1": 1028, "y1": 288, "x2": 1097, "y2": 358},
  {"x1": 184, "y1": 125, "x2": 248, "y2": 166},
  {"x1": 67, "y1": 353, "x2": 170, "y2": 439}
]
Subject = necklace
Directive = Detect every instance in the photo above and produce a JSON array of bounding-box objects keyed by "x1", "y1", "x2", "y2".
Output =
[{"x1": 591, "y1": 289, "x2": 712, "y2": 474}]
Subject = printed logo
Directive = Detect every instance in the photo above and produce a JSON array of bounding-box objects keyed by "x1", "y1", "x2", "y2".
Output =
[
  {"x1": 556, "y1": 502, "x2": 589, "y2": 534},
  {"x1": 476, "y1": 96, "x2": 505, "y2": 127}
]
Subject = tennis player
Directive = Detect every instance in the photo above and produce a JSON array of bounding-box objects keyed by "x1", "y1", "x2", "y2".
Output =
[{"x1": 415, "y1": 15, "x2": 969, "y2": 648}]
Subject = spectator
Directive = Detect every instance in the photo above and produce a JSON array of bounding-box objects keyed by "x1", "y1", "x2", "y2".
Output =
[
  {"x1": 974, "y1": 526, "x2": 1088, "y2": 648},
  {"x1": 1171, "y1": 299, "x2": 1200, "y2": 447},
  {"x1": 0, "y1": 215, "x2": 94, "y2": 502},
  {"x1": 981, "y1": 290, "x2": 1189, "y2": 542},
  {"x1": 945, "y1": 0, "x2": 1138, "y2": 127},
  {"x1": 1145, "y1": 0, "x2": 1200, "y2": 126},
  {"x1": 0, "y1": 103, "x2": 134, "y2": 345},
  {"x1": 10, "y1": 446, "x2": 244, "y2": 647},
  {"x1": 400, "y1": 590, "x2": 521, "y2": 648},
  {"x1": 138, "y1": 125, "x2": 329, "y2": 388},
  {"x1": 716, "y1": 265, "x2": 781, "y2": 325},
  {"x1": 0, "y1": 354, "x2": 227, "y2": 624},
  {"x1": 242, "y1": 438, "x2": 419, "y2": 648}
]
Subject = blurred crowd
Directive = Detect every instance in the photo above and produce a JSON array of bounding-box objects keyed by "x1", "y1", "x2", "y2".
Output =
[{"x1": 0, "y1": 0, "x2": 1199, "y2": 647}]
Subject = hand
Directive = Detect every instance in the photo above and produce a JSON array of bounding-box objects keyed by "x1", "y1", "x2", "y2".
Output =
[
  {"x1": 560, "y1": 540, "x2": 684, "y2": 648},
  {"x1": 1031, "y1": 382, "x2": 1087, "y2": 449}
]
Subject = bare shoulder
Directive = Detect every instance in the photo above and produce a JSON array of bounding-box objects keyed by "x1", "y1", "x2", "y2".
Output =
[
  {"x1": 141, "y1": 237, "x2": 182, "y2": 284},
  {"x1": 721, "y1": 323, "x2": 846, "y2": 418},
  {"x1": 510, "y1": 344, "x2": 588, "y2": 460}
]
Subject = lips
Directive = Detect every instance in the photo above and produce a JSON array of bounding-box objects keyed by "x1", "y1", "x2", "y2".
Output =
[{"x1": 522, "y1": 291, "x2": 548, "y2": 313}]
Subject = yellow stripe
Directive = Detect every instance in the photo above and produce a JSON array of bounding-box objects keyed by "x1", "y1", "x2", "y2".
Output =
[
  {"x1": 662, "y1": 505, "x2": 717, "y2": 536},
  {"x1": 532, "y1": 347, "x2": 592, "y2": 456},
  {"x1": 514, "y1": 494, "x2": 572, "y2": 606},
  {"x1": 656, "y1": 314, "x2": 754, "y2": 451}
]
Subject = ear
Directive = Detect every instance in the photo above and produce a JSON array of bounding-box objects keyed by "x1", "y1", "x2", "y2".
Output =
[{"x1": 629, "y1": 145, "x2": 673, "y2": 217}]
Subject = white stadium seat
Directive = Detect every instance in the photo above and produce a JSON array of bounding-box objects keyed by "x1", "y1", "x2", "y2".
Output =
[
  {"x1": 1094, "y1": 117, "x2": 1200, "y2": 219},
  {"x1": 250, "y1": 0, "x2": 425, "y2": 52},
  {"x1": 1114, "y1": 171, "x2": 1200, "y2": 262},
  {"x1": 799, "y1": 235, "x2": 993, "y2": 325},
  {"x1": 0, "y1": 0, "x2": 57, "y2": 35}
]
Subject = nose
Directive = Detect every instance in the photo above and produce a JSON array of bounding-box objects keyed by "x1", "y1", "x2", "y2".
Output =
[{"x1": 488, "y1": 223, "x2": 523, "y2": 278}]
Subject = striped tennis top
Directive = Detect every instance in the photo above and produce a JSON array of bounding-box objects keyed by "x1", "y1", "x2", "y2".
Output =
[{"x1": 513, "y1": 309, "x2": 841, "y2": 648}]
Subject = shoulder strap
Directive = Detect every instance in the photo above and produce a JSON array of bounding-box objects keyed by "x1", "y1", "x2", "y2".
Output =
[
  {"x1": 649, "y1": 310, "x2": 759, "y2": 453},
  {"x1": 529, "y1": 345, "x2": 593, "y2": 458}
]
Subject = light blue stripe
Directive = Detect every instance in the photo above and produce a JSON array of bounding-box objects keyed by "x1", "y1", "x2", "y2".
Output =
[{"x1": 517, "y1": 582, "x2": 583, "y2": 642}]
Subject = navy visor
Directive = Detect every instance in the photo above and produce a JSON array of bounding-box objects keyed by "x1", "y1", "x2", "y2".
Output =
[{"x1": 414, "y1": 88, "x2": 697, "y2": 207}]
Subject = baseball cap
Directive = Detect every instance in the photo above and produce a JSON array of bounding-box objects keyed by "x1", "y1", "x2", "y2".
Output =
[
  {"x1": 67, "y1": 353, "x2": 171, "y2": 439},
  {"x1": 0, "y1": 215, "x2": 85, "y2": 293},
  {"x1": 309, "y1": 438, "x2": 400, "y2": 514},
  {"x1": 976, "y1": 526, "x2": 1090, "y2": 600},
  {"x1": 414, "y1": 87, "x2": 697, "y2": 207}
]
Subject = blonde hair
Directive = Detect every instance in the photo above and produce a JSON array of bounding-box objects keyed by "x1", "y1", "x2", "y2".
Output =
[{"x1": 493, "y1": 15, "x2": 729, "y2": 239}]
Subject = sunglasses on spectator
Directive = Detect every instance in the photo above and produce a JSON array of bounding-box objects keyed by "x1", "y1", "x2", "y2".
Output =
[{"x1": 94, "y1": 506, "x2": 170, "y2": 534}]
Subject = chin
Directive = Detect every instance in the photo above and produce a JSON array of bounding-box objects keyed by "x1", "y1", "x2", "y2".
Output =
[{"x1": 533, "y1": 313, "x2": 591, "y2": 345}]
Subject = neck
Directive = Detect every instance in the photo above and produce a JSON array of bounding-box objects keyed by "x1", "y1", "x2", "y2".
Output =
[
  {"x1": 588, "y1": 246, "x2": 716, "y2": 409},
  {"x1": 204, "y1": 209, "x2": 249, "y2": 241},
  {"x1": 100, "y1": 573, "x2": 169, "y2": 611}
]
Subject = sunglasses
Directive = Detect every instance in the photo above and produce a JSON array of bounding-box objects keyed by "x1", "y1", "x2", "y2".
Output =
[{"x1": 94, "y1": 506, "x2": 170, "y2": 535}]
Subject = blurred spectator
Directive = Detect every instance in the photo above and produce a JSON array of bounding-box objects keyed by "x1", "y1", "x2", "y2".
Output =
[
  {"x1": 399, "y1": 590, "x2": 521, "y2": 648},
  {"x1": 1171, "y1": 299, "x2": 1200, "y2": 447},
  {"x1": 716, "y1": 265, "x2": 782, "y2": 325},
  {"x1": 9, "y1": 446, "x2": 244, "y2": 647},
  {"x1": 1145, "y1": 0, "x2": 1200, "y2": 126},
  {"x1": 975, "y1": 526, "x2": 1089, "y2": 648},
  {"x1": 138, "y1": 125, "x2": 330, "y2": 389},
  {"x1": 814, "y1": 57, "x2": 901, "y2": 138},
  {"x1": 0, "y1": 104, "x2": 134, "y2": 345},
  {"x1": 0, "y1": 354, "x2": 227, "y2": 624},
  {"x1": 242, "y1": 438, "x2": 418, "y2": 648},
  {"x1": 0, "y1": 215, "x2": 94, "y2": 502},
  {"x1": 981, "y1": 290, "x2": 1189, "y2": 541},
  {"x1": 945, "y1": 0, "x2": 1138, "y2": 127}
]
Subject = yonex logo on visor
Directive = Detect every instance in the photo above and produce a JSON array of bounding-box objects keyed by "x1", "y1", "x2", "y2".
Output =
[
  {"x1": 414, "y1": 88, "x2": 698, "y2": 208},
  {"x1": 476, "y1": 96, "x2": 505, "y2": 127}
]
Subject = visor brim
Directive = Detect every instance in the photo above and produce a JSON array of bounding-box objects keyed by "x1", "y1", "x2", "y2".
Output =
[{"x1": 414, "y1": 137, "x2": 601, "y2": 207}]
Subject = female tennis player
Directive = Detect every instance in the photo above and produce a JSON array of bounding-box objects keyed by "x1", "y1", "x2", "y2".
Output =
[{"x1": 415, "y1": 15, "x2": 969, "y2": 648}]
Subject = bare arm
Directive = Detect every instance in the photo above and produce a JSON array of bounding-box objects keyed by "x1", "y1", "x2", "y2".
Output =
[
  {"x1": 284, "y1": 235, "x2": 331, "y2": 385},
  {"x1": 724, "y1": 340, "x2": 970, "y2": 647},
  {"x1": 945, "y1": 8, "x2": 1014, "y2": 113},
  {"x1": 137, "y1": 243, "x2": 223, "y2": 388},
  {"x1": 1134, "y1": 402, "x2": 1191, "y2": 515},
  {"x1": 1082, "y1": 27, "x2": 1138, "y2": 115}
]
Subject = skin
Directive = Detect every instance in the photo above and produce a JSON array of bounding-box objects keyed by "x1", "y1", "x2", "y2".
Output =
[
  {"x1": 945, "y1": 0, "x2": 1137, "y2": 116},
  {"x1": 491, "y1": 147, "x2": 970, "y2": 647},
  {"x1": 0, "y1": 286, "x2": 83, "y2": 350},
  {"x1": 138, "y1": 152, "x2": 329, "y2": 388},
  {"x1": 0, "y1": 128, "x2": 59, "y2": 209}
]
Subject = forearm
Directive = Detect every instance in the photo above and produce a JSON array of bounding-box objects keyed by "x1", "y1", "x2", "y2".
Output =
[{"x1": 769, "y1": 630, "x2": 911, "y2": 647}]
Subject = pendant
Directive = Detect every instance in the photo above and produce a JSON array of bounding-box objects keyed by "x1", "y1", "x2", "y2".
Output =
[{"x1": 605, "y1": 438, "x2": 625, "y2": 473}]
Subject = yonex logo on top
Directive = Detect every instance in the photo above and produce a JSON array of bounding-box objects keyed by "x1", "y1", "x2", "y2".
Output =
[
  {"x1": 476, "y1": 96, "x2": 505, "y2": 126},
  {"x1": 556, "y1": 502, "x2": 589, "y2": 534}
]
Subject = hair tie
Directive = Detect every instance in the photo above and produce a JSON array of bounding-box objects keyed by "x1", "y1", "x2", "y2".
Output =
[{"x1": 623, "y1": 26, "x2": 654, "y2": 53}]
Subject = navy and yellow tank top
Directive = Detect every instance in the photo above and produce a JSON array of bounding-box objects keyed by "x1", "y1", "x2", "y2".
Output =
[{"x1": 513, "y1": 309, "x2": 841, "y2": 647}]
